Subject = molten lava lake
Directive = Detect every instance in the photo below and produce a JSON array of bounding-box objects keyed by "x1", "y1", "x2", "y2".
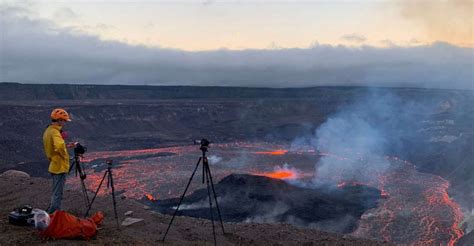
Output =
[
  {"x1": 68, "y1": 142, "x2": 315, "y2": 200},
  {"x1": 66, "y1": 142, "x2": 463, "y2": 245}
]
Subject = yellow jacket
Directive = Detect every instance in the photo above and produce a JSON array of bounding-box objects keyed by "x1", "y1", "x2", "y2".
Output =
[{"x1": 43, "y1": 125, "x2": 70, "y2": 174}]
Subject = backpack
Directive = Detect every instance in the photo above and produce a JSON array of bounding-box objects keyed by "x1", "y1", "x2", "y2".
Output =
[{"x1": 8, "y1": 205, "x2": 34, "y2": 226}]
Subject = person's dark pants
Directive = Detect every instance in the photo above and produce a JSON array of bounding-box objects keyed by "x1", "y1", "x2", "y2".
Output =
[{"x1": 47, "y1": 173, "x2": 66, "y2": 214}]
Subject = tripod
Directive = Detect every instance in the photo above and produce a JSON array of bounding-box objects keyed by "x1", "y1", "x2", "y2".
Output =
[
  {"x1": 84, "y1": 160, "x2": 120, "y2": 229},
  {"x1": 71, "y1": 153, "x2": 90, "y2": 209},
  {"x1": 162, "y1": 141, "x2": 225, "y2": 245}
]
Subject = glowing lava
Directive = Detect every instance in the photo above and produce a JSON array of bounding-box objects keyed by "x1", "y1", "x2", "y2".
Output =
[
  {"x1": 352, "y1": 159, "x2": 464, "y2": 246},
  {"x1": 254, "y1": 149, "x2": 288, "y2": 155},
  {"x1": 145, "y1": 193, "x2": 157, "y2": 201},
  {"x1": 257, "y1": 170, "x2": 296, "y2": 180},
  {"x1": 66, "y1": 142, "x2": 464, "y2": 245}
]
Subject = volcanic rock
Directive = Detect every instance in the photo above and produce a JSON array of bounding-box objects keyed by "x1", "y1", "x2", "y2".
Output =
[
  {"x1": 156, "y1": 174, "x2": 381, "y2": 233},
  {"x1": 121, "y1": 217, "x2": 144, "y2": 227},
  {"x1": 0, "y1": 170, "x2": 30, "y2": 179}
]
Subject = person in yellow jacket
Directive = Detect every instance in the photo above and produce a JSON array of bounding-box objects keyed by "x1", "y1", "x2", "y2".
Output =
[{"x1": 43, "y1": 108, "x2": 76, "y2": 213}]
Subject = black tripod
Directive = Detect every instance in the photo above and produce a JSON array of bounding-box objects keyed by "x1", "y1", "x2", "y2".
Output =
[
  {"x1": 84, "y1": 160, "x2": 120, "y2": 229},
  {"x1": 71, "y1": 152, "x2": 90, "y2": 209},
  {"x1": 162, "y1": 139, "x2": 225, "y2": 245}
]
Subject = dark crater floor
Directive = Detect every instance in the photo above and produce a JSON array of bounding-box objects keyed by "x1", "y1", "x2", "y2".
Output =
[{"x1": 153, "y1": 174, "x2": 381, "y2": 233}]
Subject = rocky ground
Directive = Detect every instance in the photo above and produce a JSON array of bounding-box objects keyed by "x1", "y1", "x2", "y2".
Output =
[{"x1": 0, "y1": 170, "x2": 391, "y2": 245}]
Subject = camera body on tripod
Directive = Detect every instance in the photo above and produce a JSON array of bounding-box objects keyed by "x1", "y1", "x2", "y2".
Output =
[
  {"x1": 73, "y1": 143, "x2": 87, "y2": 180},
  {"x1": 74, "y1": 143, "x2": 87, "y2": 155},
  {"x1": 193, "y1": 138, "x2": 210, "y2": 153}
]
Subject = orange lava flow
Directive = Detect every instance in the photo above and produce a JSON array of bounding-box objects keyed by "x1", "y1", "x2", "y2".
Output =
[
  {"x1": 254, "y1": 149, "x2": 288, "y2": 155},
  {"x1": 424, "y1": 179, "x2": 464, "y2": 246},
  {"x1": 258, "y1": 170, "x2": 296, "y2": 180},
  {"x1": 353, "y1": 160, "x2": 464, "y2": 246},
  {"x1": 67, "y1": 144, "x2": 464, "y2": 246},
  {"x1": 145, "y1": 193, "x2": 157, "y2": 201}
]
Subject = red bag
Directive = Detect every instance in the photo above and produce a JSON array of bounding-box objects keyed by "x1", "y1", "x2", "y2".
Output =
[{"x1": 40, "y1": 210, "x2": 104, "y2": 240}]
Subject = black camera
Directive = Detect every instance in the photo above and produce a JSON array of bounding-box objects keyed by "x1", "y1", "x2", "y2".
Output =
[
  {"x1": 194, "y1": 138, "x2": 210, "y2": 152},
  {"x1": 74, "y1": 143, "x2": 87, "y2": 155},
  {"x1": 194, "y1": 138, "x2": 210, "y2": 146}
]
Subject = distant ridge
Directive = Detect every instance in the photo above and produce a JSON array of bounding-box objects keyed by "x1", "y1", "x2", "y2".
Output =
[{"x1": 0, "y1": 82, "x2": 464, "y2": 101}]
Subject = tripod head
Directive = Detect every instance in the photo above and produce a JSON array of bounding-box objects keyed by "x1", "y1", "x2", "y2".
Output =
[
  {"x1": 74, "y1": 143, "x2": 87, "y2": 156},
  {"x1": 194, "y1": 138, "x2": 210, "y2": 156},
  {"x1": 106, "y1": 160, "x2": 113, "y2": 169},
  {"x1": 72, "y1": 143, "x2": 87, "y2": 180}
]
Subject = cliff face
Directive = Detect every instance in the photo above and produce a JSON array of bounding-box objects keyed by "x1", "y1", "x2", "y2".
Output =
[
  {"x1": 0, "y1": 83, "x2": 355, "y2": 170},
  {"x1": 0, "y1": 82, "x2": 364, "y2": 100},
  {"x1": 0, "y1": 98, "x2": 332, "y2": 170}
]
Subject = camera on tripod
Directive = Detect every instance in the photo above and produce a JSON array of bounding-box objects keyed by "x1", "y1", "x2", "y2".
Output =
[
  {"x1": 163, "y1": 137, "x2": 225, "y2": 244},
  {"x1": 74, "y1": 143, "x2": 87, "y2": 156},
  {"x1": 194, "y1": 138, "x2": 210, "y2": 152},
  {"x1": 69, "y1": 143, "x2": 119, "y2": 228},
  {"x1": 71, "y1": 142, "x2": 87, "y2": 180}
]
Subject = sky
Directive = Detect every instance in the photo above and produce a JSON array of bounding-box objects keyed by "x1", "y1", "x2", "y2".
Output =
[{"x1": 0, "y1": 0, "x2": 473, "y2": 89}]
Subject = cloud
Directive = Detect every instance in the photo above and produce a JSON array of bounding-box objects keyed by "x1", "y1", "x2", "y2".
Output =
[
  {"x1": 0, "y1": 5, "x2": 473, "y2": 89},
  {"x1": 53, "y1": 7, "x2": 78, "y2": 22},
  {"x1": 341, "y1": 33, "x2": 367, "y2": 43},
  {"x1": 78, "y1": 23, "x2": 115, "y2": 33},
  {"x1": 379, "y1": 39, "x2": 397, "y2": 47},
  {"x1": 397, "y1": 0, "x2": 473, "y2": 47}
]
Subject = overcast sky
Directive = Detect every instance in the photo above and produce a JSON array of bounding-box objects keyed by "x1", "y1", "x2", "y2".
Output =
[{"x1": 0, "y1": 1, "x2": 473, "y2": 89}]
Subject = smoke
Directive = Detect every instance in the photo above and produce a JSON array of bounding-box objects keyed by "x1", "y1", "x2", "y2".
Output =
[
  {"x1": 243, "y1": 198, "x2": 357, "y2": 233},
  {"x1": 287, "y1": 214, "x2": 357, "y2": 233},
  {"x1": 313, "y1": 99, "x2": 390, "y2": 184},
  {"x1": 245, "y1": 204, "x2": 357, "y2": 233},
  {"x1": 397, "y1": 0, "x2": 473, "y2": 47},
  {"x1": 207, "y1": 152, "x2": 251, "y2": 168},
  {"x1": 1, "y1": 4, "x2": 473, "y2": 89},
  {"x1": 288, "y1": 91, "x2": 439, "y2": 185},
  {"x1": 208, "y1": 155, "x2": 223, "y2": 165},
  {"x1": 244, "y1": 202, "x2": 290, "y2": 223},
  {"x1": 461, "y1": 209, "x2": 474, "y2": 234},
  {"x1": 174, "y1": 199, "x2": 209, "y2": 210}
]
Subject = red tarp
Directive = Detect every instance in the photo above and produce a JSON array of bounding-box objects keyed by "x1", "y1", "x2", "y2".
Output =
[{"x1": 40, "y1": 210, "x2": 104, "y2": 239}]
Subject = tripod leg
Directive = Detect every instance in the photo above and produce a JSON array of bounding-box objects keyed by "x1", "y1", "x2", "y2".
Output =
[
  {"x1": 205, "y1": 163, "x2": 217, "y2": 246},
  {"x1": 80, "y1": 178, "x2": 90, "y2": 208},
  {"x1": 108, "y1": 169, "x2": 120, "y2": 229},
  {"x1": 84, "y1": 170, "x2": 108, "y2": 217},
  {"x1": 206, "y1": 161, "x2": 226, "y2": 234},
  {"x1": 202, "y1": 160, "x2": 205, "y2": 184},
  {"x1": 162, "y1": 157, "x2": 202, "y2": 242}
]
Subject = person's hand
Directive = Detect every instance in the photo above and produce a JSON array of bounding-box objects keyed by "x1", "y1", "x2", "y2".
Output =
[{"x1": 66, "y1": 142, "x2": 78, "y2": 148}]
